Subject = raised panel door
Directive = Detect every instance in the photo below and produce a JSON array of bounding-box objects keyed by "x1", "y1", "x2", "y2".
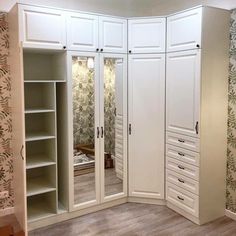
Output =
[{"x1": 166, "y1": 50, "x2": 201, "y2": 137}]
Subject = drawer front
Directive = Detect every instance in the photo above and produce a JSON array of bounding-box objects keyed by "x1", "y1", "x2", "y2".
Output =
[
  {"x1": 166, "y1": 182, "x2": 199, "y2": 217},
  {"x1": 166, "y1": 144, "x2": 200, "y2": 167},
  {"x1": 166, "y1": 169, "x2": 199, "y2": 195},
  {"x1": 166, "y1": 132, "x2": 200, "y2": 152},
  {"x1": 166, "y1": 156, "x2": 199, "y2": 181}
]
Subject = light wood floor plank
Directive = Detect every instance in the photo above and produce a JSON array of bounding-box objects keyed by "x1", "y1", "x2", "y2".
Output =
[{"x1": 29, "y1": 203, "x2": 236, "y2": 236}]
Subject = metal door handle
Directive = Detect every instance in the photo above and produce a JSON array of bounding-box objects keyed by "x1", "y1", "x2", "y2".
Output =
[
  {"x1": 178, "y1": 139, "x2": 185, "y2": 143},
  {"x1": 178, "y1": 152, "x2": 185, "y2": 156},
  {"x1": 195, "y1": 121, "x2": 199, "y2": 134},
  {"x1": 101, "y1": 127, "x2": 104, "y2": 138},
  {"x1": 20, "y1": 145, "x2": 24, "y2": 160},
  {"x1": 177, "y1": 196, "x2": 184, "y2": 201},
  {"x1": 178, "y1": 165, "x2": 185, "y2": 170},
  {"x1": 178, "y1": 178, "x2": 185, "y2": 183},
  {"x1": 129, "y1": 124, "x2": 132, "y2": 135},
  {"x1": 97, "y1": 127, "x2": 100, "y2": 138}
]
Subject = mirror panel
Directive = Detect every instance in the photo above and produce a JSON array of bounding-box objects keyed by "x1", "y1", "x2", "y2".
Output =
[
  {"x1": 103, "y1": 58, "x2": 124, "y2": 197},
  {"x1": 72, "y1": 56, "x2": 96, "y2": 205}
]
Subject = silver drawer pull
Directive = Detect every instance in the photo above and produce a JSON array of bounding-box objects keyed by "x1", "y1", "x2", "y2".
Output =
[
  {"x1": 177, "y1": 196, "x2": 184, "y2": 201},
  {"x1": 178, "y1": 152, "x2": 185, "y2": 156},
  {"x1": 178, "y1": 178, "x2": 185, "y2": 183},
  {"x1": 178, "y1": 165, "x2": 185, "y2": 170},
  {"x1": 178, "y1": 139, "x2": 185, "y2": 143}
]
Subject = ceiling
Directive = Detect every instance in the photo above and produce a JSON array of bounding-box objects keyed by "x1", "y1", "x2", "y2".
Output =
[{"x1": 0, "y1": 0, "x2": 236, "y2": 16}]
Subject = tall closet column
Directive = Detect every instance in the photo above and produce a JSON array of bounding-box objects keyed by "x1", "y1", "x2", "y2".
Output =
[{"x1": 128, "y1": 18, "x2": 166, "y2": 202}]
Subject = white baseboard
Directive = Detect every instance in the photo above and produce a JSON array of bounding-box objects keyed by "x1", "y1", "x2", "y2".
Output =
[
  {"x1": 225, "y1": 209, "x2": 236, "y2": 221},
  {"x1": 0, "y1": 207, "x2": 14, "y2": 217}
]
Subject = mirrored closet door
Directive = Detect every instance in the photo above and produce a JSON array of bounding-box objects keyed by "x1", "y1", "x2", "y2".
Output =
[
  {"x1": 100, "y1": 54, "x2": 128, "y2": 202},
  {"x1": 68, "y1": 52, "x2": 100, "y2": 209},
  {"x1": 68, "y1": 52, "x2": 127, "y2": 211}
]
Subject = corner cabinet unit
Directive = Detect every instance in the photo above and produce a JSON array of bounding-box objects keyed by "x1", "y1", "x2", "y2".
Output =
[
  {"x1": 8, "y1": 3, "x2": 230, "y2": 236},
  {"x1": 165, "y1": 7, "x2": 230, "y2": 224}
]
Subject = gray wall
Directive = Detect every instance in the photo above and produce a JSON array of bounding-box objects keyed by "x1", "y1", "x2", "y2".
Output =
[{"x1": 1, "y1": 0, "x2": 236, "y2": 16}]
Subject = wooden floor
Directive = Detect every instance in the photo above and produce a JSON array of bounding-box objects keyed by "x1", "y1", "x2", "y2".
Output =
[
  {"x1": 0, "y1": 214, "x2": 21, "y2": 233},
  {"x1": 29, "y1": 203, "x2": 236, "y2": 236},
  {"x1": 74, "y1": 168, "x2": 123, "y2": 204}
]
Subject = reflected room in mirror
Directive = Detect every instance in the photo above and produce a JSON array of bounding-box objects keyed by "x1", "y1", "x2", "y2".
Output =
[{"x1": 72, "y1": 56, "x2": 124, "y2": 206}]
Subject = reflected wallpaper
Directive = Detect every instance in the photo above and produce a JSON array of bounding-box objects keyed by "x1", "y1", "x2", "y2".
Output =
[
  {"x1": 72, "y1": 58, "x2": 95, "y2": 147},
  {"x1": 227, "y1": 9, "x2": 236, "y2": 212}
]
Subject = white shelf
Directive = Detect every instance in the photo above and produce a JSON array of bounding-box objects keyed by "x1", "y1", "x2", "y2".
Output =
[
  {"x1": 27, "y1": 177, "x2": 56, "y2": 197},
  {"x1": 26, "y1": 133, "x2": 55, "y2": 142},
  {"x1": 26, "y1": 155, "x2": 56, "y2": 169},
  {"x1": 28, "y1": 200, "x2": 56, "y2": 223},
  {"x1": 24, "y1": 80, "x2": 66, "y2": 83},
  {"x1": 25, "y1": 109, "x2": 55, "y2": 114}
]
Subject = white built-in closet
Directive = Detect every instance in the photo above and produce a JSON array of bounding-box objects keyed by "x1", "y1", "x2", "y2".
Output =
[{"x1": 8, "y1": 3, "x2": 229, "y2": 236}]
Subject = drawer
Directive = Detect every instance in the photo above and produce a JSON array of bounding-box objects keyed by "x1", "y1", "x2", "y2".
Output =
[
  {"x1": 166, "y1": 182, "x2": 199, "y2": 217},
  {"x1": 166, "y1": 144, "x2": 200, "y2": 167},
  {"x1": 166, "y1": 156, "x2": 199, "y2": 181},
  {"x1": 166, "y1": 169, "x2": 199, "y2": 195},
  {"x1": 166, "y1": 132, "x2": 200, "y2": 152}
]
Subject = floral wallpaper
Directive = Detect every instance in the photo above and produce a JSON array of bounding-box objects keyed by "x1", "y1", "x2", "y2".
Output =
[
  {"x1": 72, "y1": 57, "x2": 116, "y2": 154},
  {"x1": 72, "y1": 57, "x2": 95, "y2": 147},
  {"x1": 104, "y1": 59, "x2": 116, "y2": 155},
  {"x1": 0, "y1": 13, "x2": 13, "y2": 209},
  {"x1": 227, "y1": 9, "x2": 236, "y2": 212}
]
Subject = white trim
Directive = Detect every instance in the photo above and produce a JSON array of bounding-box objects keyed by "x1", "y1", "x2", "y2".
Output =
[
  {"x1": 0, "y1": 207, "x2": 14, "y2": 217},
  {"x1": 225, "y1": 209, "x2": 236, "y2": 221}
]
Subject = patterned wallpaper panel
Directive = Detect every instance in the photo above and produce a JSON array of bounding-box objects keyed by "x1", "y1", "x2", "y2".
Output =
[
  {"x1": 72, "y1": 57, "x2": 116, "y2": 155},
  {"x1": 104, "y1": 59, "x2": 116, "y2": 155},
  {"x1": 0, "y1": 13, "x2": 13, "y2": 209},
  {"x1": 227, "y1": 9, "x2": 236, "y2": 212},
  {"x1": 72, "y1": 57, "x2": 95, "y2": 147}
]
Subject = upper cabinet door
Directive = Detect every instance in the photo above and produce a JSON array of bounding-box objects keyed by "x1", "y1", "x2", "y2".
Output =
[
  {"x1": 167, "y1": 8, "x2": 202, "y2": 52},
  {"x1": 19, "y1": 5, "x2": 66, "y2": 50},
  {"x1": 166, "y1": 50, "x2": 201, "y2": 138},
  {"x1": 99, "y1": 17, "x2": 127, "y2": 53},
  {"x1": 67, "y1": 13, "x2": 99, "y2": 52},
  {"x1": 128, "y1": 18, "x2": 166, "y2": 54}
]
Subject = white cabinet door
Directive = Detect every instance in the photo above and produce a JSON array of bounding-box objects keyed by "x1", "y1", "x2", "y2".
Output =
[
  {"x1": 67, "y1": 12, "x2": 99, "y2": 52},
  {"x1": 99, "y1": 17, "x2": 127, "y2": 53},
  {"x1": 128, "y1": 18, "x2": 166, "y2": 53},
  {"x1": 19, "y1": 5, "x2": 66, "y2": 50},
  {"x1": 166, "y1": 50, "x2": 201, "y2": 138},
  {"x1": 167, "y1": 8, "x2": 202, "y2": 52},
  {"x1": 128, "y1": 54, "x2": 165, "y2": 199}
]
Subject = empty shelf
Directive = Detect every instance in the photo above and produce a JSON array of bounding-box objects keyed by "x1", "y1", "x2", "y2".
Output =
[
  {"x1": 26, "y1": 155, "x2": 56, "y2": 169},
  {"x1": 25, "y1": 109, "x2": 55, "y2": 114},
  {"x1": 27, "y1": 177, "x2": 56, "y2": 197},
  {"x1": 28, "y1": 200, "x2": 56, "y2": 223},
  {"x1": 26, "y1": 132, "x2": 55, "y2": 142},
  {"x1": 24, "y1": 80, "x2": 66, "y2": 83}
]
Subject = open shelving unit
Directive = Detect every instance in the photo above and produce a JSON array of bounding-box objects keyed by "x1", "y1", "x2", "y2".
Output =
[{"x1": 23, "y1": 50, "x2": 68, "y2": 223}]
